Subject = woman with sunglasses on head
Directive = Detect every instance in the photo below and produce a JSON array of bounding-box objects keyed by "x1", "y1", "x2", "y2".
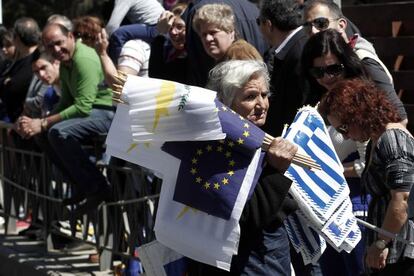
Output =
[{"x1": 319, "y1": 78, "x2": 414, "y2": 276}]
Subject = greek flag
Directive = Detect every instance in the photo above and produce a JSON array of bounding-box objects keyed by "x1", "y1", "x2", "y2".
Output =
[{"x1": 283, "y1": 106, "x2": 361, "y2": 264}]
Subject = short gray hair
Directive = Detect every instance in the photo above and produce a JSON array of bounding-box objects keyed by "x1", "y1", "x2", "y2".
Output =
[
  {"x1": 207, "y1": 60, "x2": 270, "y2": 107},
  {"x1": 193, "y1": 3, "x2": 235, "y2": 35},
  {"x1": 47, "y1": 14, "x2": 73, "y2": 32}
]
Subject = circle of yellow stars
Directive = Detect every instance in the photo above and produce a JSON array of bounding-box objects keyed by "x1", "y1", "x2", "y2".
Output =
[
  {"x1": 190, "y1": 140, "x2": 236, "y2": 191},
  {"x1": 189, "y1": 104, "x2": 253, "y2": 191}
]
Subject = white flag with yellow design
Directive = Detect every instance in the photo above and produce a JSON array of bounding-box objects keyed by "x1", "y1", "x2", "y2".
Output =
[
  {"x1": 121, "y1": 75, "x2": 225, "y2": 142},
  {"x1": 106, "y1": 76, "x2": 266, "y2": 271}
]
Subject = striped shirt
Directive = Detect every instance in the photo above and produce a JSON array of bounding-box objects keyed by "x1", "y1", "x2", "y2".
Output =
[
  {"x1": 362, "y1": 128, "x2": 414, "y2": 264},
  {"x1": 118, "y1": 39, "x2": 151, "y2": 77}
]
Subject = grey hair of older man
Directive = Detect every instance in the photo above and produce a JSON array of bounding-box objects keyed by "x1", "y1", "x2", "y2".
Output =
[{"x1": 207, "y1": 60, "x2": 270, "y2": 107}]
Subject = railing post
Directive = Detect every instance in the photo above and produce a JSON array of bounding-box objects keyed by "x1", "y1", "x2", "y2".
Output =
[{"x1": 99, "y1": 204, "x2": 113, "y2": 271}]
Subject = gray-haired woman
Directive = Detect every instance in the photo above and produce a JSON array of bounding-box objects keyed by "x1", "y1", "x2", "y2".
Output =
[{"x1": 188, "y1": 60, "x2": 298, "y2": 275}]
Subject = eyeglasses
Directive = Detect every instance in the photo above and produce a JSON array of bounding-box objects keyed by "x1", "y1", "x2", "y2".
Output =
[
  {"x1": 335, "y1": 124, "x2": 348, "y2": 135},
  {"x1": 303, "y1": 17, "x2": 339, "y2": 31},
  {"x1": 309, "y1": 64, "x2": 344, "y2": 79}
]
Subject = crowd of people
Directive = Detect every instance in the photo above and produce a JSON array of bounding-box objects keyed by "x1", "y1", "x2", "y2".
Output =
[{"x1": 0, "y1": 0, "x2": 413, "y2": 275}]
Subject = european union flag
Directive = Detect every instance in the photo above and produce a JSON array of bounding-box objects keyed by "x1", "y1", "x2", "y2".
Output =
[{"x1": 162, "y1": 100, "x2": 265, "y2": 220}]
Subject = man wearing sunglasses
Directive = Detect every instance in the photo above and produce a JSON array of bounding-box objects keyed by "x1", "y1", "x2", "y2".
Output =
[{"x1": 303, "y1": 0, "x2": 407, "y2": 124}]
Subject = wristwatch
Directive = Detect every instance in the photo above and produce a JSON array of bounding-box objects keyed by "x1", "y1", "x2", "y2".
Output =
[
  {"x1": 41, "y1": 118, "x2": 48, "y2": 131},
  {"x1": 374, "y1": 239, "x2": 389, "y2": 250}
]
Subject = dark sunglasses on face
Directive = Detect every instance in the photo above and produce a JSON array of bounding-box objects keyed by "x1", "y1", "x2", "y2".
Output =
[
  {"x1": 335, "y1": 124, "x2": 348, "y2": 135},
  {"x1": 303, "y1": 17, "x2": 338, "y2": 31},
  {"x1": 309, "y1": 63, "x2": 344, "y2": 79}
]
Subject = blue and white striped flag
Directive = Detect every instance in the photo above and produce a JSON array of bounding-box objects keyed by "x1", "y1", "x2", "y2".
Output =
[{"x1": 283, "y1": 106, "x2": 361, "y2": 264}]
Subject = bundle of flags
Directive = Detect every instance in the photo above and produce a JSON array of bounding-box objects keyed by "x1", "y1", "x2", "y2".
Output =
[
  {"x1": 283, "y1": 106, "x2": 361, "y2": 264},
  {"x1": 105, "y1": 75, "x2": 360, "y2": 273},
  {"x1": 107, "y1": 75, "x2": 266, "y2": 270}
]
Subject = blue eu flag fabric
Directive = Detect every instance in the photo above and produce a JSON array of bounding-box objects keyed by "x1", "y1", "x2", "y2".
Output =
[{"x1": 162, "y1": 100, "x2": 266, "y2": 220}]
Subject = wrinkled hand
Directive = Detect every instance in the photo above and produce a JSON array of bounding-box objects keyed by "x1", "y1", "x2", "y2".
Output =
[
  {"x1": 266, "y1": 137, "x2": 298, "y2": 173},
  {"x1": 17, "y1": 116, "x2": 42, "y2": 139},
  {"x1": 365, "y1": 244, "x2": 388, "y2": 270},
  {"x1": 157, "y1": 11, "x2": 175, "y2": 34},
  {"x1": 95, "y1": 29, "x2": 109, "y2": 56}
]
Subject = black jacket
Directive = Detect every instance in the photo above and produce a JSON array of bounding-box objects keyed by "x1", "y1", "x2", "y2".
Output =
[{"x1": 263, "y1": 28, "x2": 310, "y2": 137}]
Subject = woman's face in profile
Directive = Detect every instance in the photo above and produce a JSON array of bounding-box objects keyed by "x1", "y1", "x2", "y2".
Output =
[
  {"x1": 327, "y1": 114, "x2": 369, "y2": 142},
  {"x1": 230, "y1": 74, "x2": 269, "y2": 127},
  {"x1": 312, "y1": 52, "x2": 345, "y2": 91},
  {"x1": 1, "y1": 40, "x2": 15, "y2": 60}
]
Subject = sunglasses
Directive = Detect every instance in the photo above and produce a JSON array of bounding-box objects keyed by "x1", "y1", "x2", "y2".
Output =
[
  {"x1": 309, "y1": 64, "x2": 344, "y2": 79},
  {"x1": 303, "y1": 17, "x2": 339, "y2": 31},
  {"x1": 335, "y1": 124, "x2": 348, "y2": 135}
]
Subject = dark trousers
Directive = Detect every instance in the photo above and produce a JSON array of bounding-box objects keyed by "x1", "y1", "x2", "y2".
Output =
[{"x1": 46, "y1": 109, "x2": 114, "y2": 197}]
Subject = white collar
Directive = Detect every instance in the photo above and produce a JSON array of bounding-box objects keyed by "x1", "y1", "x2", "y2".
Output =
[{"x1": 274, "y1": 26, "x2": 303, "y2": 54}]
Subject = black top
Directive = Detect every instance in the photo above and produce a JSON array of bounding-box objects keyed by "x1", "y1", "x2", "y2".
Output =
[
  {"x1": 149, "y1": 35, "x2": 189, "y2": 84},
  {"x1": 361, "y1": 57, "x2": 407, "y2": 120},
  {"x1": 263, "y1": 27, "x2": 310, "y2": 137},
  {"x1": 0, "y1": 53, "x2": 35, "y2": 122}
]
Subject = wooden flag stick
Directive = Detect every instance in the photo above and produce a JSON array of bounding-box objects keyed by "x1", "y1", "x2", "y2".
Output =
[{"x1": 262, "y1": 133, "x2": 321, "y2": 171}]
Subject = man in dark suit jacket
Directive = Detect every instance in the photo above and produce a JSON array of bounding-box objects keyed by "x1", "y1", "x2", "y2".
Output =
[
  {"x1": 259, "y1": 0, "x2": 310, "y2": 137},
  {"x1": 184, "y1": 0, "x2": 268, "y2": 87}
]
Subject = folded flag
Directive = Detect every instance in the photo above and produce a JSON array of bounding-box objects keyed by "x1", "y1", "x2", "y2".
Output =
[
  {"x1": 105, "y1": 103, "x2": 171, "y2": 176},
  {"x1": 121, "y1": 76, "x2": 226, "y2": 142},
  {"x1": 108, "y1": 75, "x2": 266, "y2": 270},
  {"x1": 283, "y1": 106, "x2": 361, "y2": 264},
  {"x1": 138, "y1": 240, "x2": 188, "y2": 276},
  {"x1": 162, "y1": 100, "x2": 265, "y2": 220}
]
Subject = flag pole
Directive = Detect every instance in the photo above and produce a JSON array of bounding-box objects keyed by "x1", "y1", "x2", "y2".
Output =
[{"x1": 356, "y1": 218, "x2": 414, "y2": 246}]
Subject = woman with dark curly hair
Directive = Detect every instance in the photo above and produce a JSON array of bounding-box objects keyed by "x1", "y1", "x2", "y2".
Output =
[{"x1": 319, "y1": 78, "x2": 414, "y2": 276}]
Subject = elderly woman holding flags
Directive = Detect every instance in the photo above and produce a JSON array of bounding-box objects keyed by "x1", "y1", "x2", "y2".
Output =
[{"x1": 186, "y1": 59, "x2": 299, "y2": 275}]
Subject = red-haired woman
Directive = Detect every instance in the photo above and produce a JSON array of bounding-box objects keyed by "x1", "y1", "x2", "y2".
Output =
[{"x1": 319, "y1": 78, "x2": 414, "y2": 275}]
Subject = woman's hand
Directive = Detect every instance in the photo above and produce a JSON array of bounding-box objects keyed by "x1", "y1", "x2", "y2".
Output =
[
  {"x1": 266, "y1": 137, "x2": 298, "y2": 173},
  {"x1": 365, "y1": 190, "x2": 409, "y2": 270},
  {"x1": 157, "y1": 11, "x2": 175, "y2": 35},
  {"x1": 95, "y1": 29, "x2": 109, "y2": 56},
  {"x1": 365, "y1": 244, "x2": 388, "y2": 270}
]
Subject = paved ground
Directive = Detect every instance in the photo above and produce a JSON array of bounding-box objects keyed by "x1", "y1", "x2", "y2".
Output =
[{"x1": 0, "y1": 219, "x2": 114, "y2": 276}]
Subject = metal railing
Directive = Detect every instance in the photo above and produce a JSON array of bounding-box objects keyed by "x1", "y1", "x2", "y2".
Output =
[{"x1": 0, "y1": 122, "x2": 160, "y2": 271}]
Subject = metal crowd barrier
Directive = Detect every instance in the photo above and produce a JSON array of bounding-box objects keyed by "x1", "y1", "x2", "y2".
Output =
[{"x1": 0, "y1": 122, "x2": 160, "y2": 271}]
